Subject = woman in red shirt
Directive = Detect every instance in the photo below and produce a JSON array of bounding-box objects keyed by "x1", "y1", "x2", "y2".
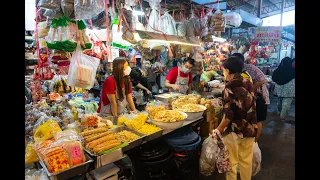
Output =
[
  {"x1": 165, "y1": 57, "x2": 195, "y2": 94},
  {"x1": 97, "y1": 57, "x2": 136, "y2": 117}
]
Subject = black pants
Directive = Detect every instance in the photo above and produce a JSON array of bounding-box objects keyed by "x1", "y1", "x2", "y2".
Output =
[{"x1": 256, "y1": 92, "x2": 267, "y2": 122}]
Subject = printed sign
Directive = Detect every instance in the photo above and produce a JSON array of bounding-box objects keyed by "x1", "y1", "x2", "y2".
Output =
[
  {"x1": 248, "y1": 26, "x2": 283, "y2": 43},
  {"x1": 110, "y1": 47, "x2": 119, "y2": 62}
]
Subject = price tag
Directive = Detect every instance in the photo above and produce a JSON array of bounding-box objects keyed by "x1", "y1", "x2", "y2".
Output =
[
  {"x1": 109, "y1": 47, "x2": 119, "y2": 62},
  {"x1": 71, "y1": 146, "x2": 83, "y2": 165}
]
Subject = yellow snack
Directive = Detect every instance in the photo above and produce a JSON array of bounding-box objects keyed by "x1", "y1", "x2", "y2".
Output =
[
  {"x1": 115, "y1": 130, "x2": 140, "y2": 142},
  {"x1": 118, "y1": 116, "x2": 130, "y2": 126},
  {"x1": 152, "y1": 110, "x2": 186, "y2": 122},
  {"x1": 146, "y1": 105, "x2": 166, "y2": 119},
  {"x1": 25, "y1": 143, "x2": 40, "y2": 164},
  {"x1": 174, "y1": 103, "x2": 204, "y2": 112},
  {"x1": 124, "y1": 113, "x2": 148, "y2": 130},
  {"x1": 34, "y1": 120, "x2": 62, "y2": 142},
  {"x1": 137, "y1": 123, "x2": 162, "y2": 135},
  {"x1": 171, "y1": 95, "x2": 200, "y2": 109}
]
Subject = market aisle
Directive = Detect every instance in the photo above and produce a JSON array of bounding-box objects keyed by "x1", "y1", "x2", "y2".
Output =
[
  {"x1": 252, "y1": 95, "x2": 295, "y2": 180},
  {"x1": 200, "y1": 95, "x2": 295, "y2": 180}
]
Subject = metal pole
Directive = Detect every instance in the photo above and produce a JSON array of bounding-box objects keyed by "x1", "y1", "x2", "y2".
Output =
[
  {"x1": 278, "y1": 0, "x2": 285, "y2": 62},
  {"x1": 257, "y1": 0, "x2": 263, "y2": 18}
]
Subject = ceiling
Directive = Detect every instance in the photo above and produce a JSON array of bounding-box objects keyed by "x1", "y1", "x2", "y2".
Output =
[{"x1": 226, "y1": 0, "x2": 295, "y2": 18}]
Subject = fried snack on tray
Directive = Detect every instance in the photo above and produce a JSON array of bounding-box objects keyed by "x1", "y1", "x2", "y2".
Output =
[
  {"x1": 84, "y1": 131, "x2": 112, "y2": 143},
  {"x1": 94, "y1": 139, "x2": 120, "y2": 149},
  {"x1": 137, "y1": 124, "x2": 162, "y2": 135},
  {"x1": 152, "y1": 110, "x2": 186, "y2": 122},
  {"x1": 115, "y1": 130, "x2": 140, "y2": 142},
  {"x1": 80, "y1": 127, "x2": 108, "y2": 136},
  {"x1": 174, "y1": 103, "x2": 204, "y2": 112},
  {"x1": 92, "y1": 140, "x2": 121, "y2": 153},
  {"x1": 86, "y1": 134, "x2": 116, "y2": 149}
]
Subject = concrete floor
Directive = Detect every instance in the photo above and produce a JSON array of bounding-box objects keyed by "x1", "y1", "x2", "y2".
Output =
[{"x1": 200, "y1": 95, "x2": 295, "y2": 180}]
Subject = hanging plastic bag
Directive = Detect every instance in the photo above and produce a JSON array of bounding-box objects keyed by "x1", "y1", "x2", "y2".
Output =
[
  {"x1": 212, "y1": 9, "x2": 225, "y2": 32},
  {"x1": 200, "y1": 136, "x2": 218, "y2": 176},
  {"x1": 176, "y1": 22, "x2": 186, "y2": 36},
  {"x1": 189, "y1": 10, "x2": 201, "y2": 36},
  {"x1": 38, "y1": 21, "x2": 51, "y2": 38},
  {"x1": 224, "y1": 12, "x2": 242, "y2": 28},
  {"x1": 121, "y1": 6, "x2": 137, "y2": 43},
  {"x1": 125, "y1": 0, "x2": 137, "y2": 6},
  {"x1": 74, "y1": 0, "x2": 105, "y2": 20},
  {"x1": 161, "y1": 12, "x2": 177, "y2": 35},
  {"x1": 67, "y1": 42, "x2": 100, "y2": 89},
  {"x1": 25, "y1": 168, "x2": 49, "y2": 180},
  {"x1": 43, "y1": 8, "x2": 64, "y2": 19},
  {"x1": 252, "y1": 142, "x2": 262, "y2": 176},
  {"x1": 184, "y1": 20, "x2": 195, "y2": 37},
  {"x1": 84, "y1": 11, "x2": 108, "y2": 30},
  {"x1": 61, "y1": 0, "x2": 74, "y2": 18},
  {"x1": 38, "y1": 0, "x2": 61, "y2": 11},
  {"x1": 112, "y1": 18, "x2": 133, "y2": 49},
  {"x1": 200, "y1": 129, "x2": 231, "y2": 175},
  {"x1": 147, "y1": 0, "x2": 162, "y2": 32},
  {"x1": 47, "y1": 18, "x2": 91, "y2": 52}
]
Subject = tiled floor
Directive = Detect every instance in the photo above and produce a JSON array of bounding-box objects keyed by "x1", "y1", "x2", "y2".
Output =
[{"x1": 200, "y1": 96, "x2": 295, "y2": 180}]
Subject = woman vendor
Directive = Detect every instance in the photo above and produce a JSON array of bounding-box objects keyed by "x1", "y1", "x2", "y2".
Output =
[
  {"x1": 97, "y1": 57, "x2": 136, "y2": 117},
  {"x1": 165, "y1": 57, "x2": 195, "y2": 94}
]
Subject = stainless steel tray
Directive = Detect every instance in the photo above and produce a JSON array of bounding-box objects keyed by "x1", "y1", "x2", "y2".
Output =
[
  {"x1": 155, "y1": 93, "x2": 182, "y2": 103},
  {"x1": 84, "y1": 148, "x2": 124, "y2": 169},
  {"x1": 40, "y1": 153, "x2": 93, "y2": 180},
  {"x1": 109, "y1": 126, "x2": 146, "y2": 152}
]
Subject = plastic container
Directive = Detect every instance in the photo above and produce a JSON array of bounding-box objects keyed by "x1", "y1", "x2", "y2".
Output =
[{"x1": 165, "y1": 128, "x2": 199, "y2": 146}]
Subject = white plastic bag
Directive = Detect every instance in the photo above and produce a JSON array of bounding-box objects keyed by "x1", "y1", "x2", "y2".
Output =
[
  {"x1": 112, "y1": 22, "x2": 133, "y2": 47},
  {"x1": 161, "y1": 12, "x2": 177, "y2": 35},
  {"x1": 67, "y1": 43, "x2": 100, "y2": 89},
  {"x1": 146, "y1": 0, "x2": 162, "y2": 32},
  {"x1": 74, "y1": 0, "x2": 105, "y2": 20},
  {"x1": 224, "y1": 12, "x2": 242, "y2": 28},
  {"x1": 252, "y1": 142, "x2": 262, "y2": 176},
  {"x1": 200, "y1": 136, "x2": 218, "y2": 176},
  {"x1": 125, "y1": 0, "x2": 137, "y2": 6},
  {"x1": 176, "y1": 22, "x2": 186, "y2": 36},
  {"x1": 189, "y1": 10, "x2": 201, "y2": 36},
  {"x1": 38, "y1": 0, "x2": 61, "y2": 11}
]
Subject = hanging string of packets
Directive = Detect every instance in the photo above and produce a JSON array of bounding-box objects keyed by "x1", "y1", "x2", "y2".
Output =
[{"x1": 46, "y1": 16, "x2": 92, "y2": 52}]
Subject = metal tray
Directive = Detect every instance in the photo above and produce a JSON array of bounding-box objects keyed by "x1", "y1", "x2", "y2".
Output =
[
  {"x1": 40, "y1": 153, "x2": 93, "y2": 180},
  {"x1": 137, "y1": 122, "x2": 164, "y2": 141},
  {"x1": 143, "y1": 128, "x2": 164, "y2": 141},
  {"x1": 109, "y1": 126, "x2": 146, "y2": 152},
  {"x1": 155, "y1": 93, "x2": 182, "y2": 103},
  {"x1": 84, "y1": 148, "x2": 124, "y2": 169}
]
